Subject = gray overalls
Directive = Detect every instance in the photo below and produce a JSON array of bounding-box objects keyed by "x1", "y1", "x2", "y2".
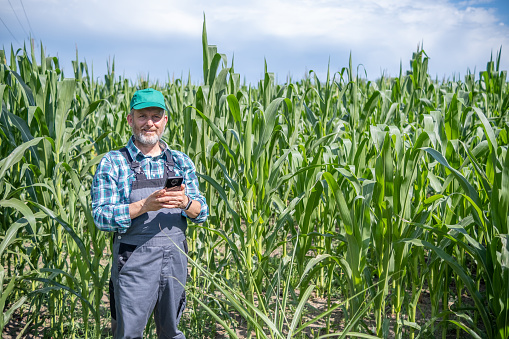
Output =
[{"x1": 111, "y1": 147, "x2": 188, "y2": 339}]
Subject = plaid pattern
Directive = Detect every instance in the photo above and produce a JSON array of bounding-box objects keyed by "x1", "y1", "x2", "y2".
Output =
[{"x1": 92, "y1": 137, "x2": 208, "y2": 233}]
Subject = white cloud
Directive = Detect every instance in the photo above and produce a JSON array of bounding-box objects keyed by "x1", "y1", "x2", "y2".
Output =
[
  {"x1": 1, "y1": 0, "x2": 507, "y2": 81},
  {"x1": 19, "y1": 0, "x2": 203, "y2": 37},
  {"x1": 458, "y1": 0, "x2": 494, "y2": 6}
]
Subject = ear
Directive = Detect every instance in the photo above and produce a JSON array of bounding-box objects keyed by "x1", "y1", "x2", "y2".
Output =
[{"x1": 127, "y1": 113, "x2": 133, "y2": 127}]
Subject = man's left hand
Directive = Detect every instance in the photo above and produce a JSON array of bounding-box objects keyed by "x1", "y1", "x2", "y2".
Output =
[{"x1": 161, "y1": 184, "x2": 188, "y2": 209}]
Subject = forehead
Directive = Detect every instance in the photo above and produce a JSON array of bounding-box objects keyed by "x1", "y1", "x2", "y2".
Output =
[{"x1": 133, "y1": 107, "x2": 164, "y2": 115}]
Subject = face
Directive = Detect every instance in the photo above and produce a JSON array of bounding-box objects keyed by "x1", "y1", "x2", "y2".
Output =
[{"x1": 127, "y1": 107, "x2": 168, "y2": 146}]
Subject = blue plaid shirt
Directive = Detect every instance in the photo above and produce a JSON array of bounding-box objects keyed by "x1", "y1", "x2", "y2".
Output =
[{"x1": 91, "y1": 137, "x2": 208, "y2": 233}]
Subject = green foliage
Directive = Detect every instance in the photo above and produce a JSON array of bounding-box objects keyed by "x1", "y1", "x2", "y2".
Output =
[{"x1": 0, "y1": 28, "x2": 508, "y2": 339}]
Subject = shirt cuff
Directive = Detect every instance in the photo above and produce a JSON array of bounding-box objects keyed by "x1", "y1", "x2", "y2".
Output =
[
  {"x1": 181, "y1": 198, "x2": 208, "y2": 223},
  {"x1": 114, "y1": 204, "x2": 131, "y2": 233}
]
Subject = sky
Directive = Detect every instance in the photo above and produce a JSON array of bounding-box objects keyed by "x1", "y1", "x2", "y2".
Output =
[{"x1": 1, "y1": 0, "x2": 508, "y2": 84}]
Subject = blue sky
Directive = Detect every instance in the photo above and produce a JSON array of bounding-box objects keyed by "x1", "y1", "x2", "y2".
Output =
[{"x1": 1, "y1": 0, "x2": 508, "y2": 84}]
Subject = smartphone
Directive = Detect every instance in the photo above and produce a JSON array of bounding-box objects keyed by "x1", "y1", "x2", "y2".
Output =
[{"x1": 165, "y1": 176, "x2": 183, "y2": 190}]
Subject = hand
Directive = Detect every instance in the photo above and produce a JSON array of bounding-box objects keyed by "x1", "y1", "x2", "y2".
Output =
[
  {"x1": 149, "y1": 184, "x2": 188, "y2": 210},
  {"x1": 163, "y1": 184, "x2": 189, "y2": 209},
  {"x1": 130, "y1": 185, "x2": 188, "y2": 219}
]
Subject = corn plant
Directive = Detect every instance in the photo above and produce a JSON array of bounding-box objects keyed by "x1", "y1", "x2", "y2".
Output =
[{"x1": 0, "y1": 20, "x2": 508, "y2": 339}]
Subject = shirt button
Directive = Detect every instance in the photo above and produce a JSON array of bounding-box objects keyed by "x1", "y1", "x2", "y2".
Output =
[{"x1": 118, "y1": 235, "x2": 122, "y2": 240}]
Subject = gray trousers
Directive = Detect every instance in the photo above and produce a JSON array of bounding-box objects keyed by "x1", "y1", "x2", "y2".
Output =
[{"x1": 111, "y1": 234, "x2": 188, "y2": 339}]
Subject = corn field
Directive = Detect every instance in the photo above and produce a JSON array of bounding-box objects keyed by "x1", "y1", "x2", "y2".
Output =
[{"x1": 1, "y1": 20, "x2": 508, "y2": 339}]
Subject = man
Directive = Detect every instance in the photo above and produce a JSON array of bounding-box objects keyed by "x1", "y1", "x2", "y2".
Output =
[{"x1": 92, "y1": 88, "x2": 208, "y2": 339}]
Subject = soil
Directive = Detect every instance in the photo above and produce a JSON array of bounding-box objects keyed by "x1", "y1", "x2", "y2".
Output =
[
  {"x1": 3, "y1": 245, "x2": 482, "y2": 338},
  {"x1": 3, "y1": 284, "x2": 479, "y2": 339}
]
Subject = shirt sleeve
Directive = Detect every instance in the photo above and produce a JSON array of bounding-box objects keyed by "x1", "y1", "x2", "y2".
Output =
[
  {"x1": 91, "y1": 154, "x2": 131, "y2": 233},
  {"x1": 178, "y1": 152, "x2": 209, "y2": 224}
]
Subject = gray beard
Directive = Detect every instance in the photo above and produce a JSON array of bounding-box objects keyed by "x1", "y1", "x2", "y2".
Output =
[{"x1": 133, "y1": 130, "x2": 161, "y2": 146}]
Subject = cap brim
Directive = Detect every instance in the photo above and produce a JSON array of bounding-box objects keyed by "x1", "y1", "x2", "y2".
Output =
[{"x1": 131, "y1": 102, "x2": 166, "y2": 110}]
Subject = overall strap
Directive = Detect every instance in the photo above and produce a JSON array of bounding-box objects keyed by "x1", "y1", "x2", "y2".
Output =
[
  {"x1": 119, "y1": 147, "x2": 147, "y2": 181},
  {"x1": 164, "y1": 149, "x2": 176, "y2": 178}
]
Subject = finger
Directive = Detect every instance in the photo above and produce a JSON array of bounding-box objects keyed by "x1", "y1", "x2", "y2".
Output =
[
  {"x1": 161, "y1": 188, "x2": 182, "y2": 196},
  {"x1": 162, "y1": 201, "x2": 183, "y2": 208},
  {"x1": 166, "y1": 191, "x2": 185, "y2": 198},
  {"x1": 154, "y1": 188, "x2": 168, "y2": 196},
  {"x1": 161, "y1": 196, "x2": 185, "y2": 204},
  {"x1": 156, "y1": 196, "x2": 174, "y2": 204}
]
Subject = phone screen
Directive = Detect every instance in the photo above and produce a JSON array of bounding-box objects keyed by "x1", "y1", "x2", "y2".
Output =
[{"x1": 165, "y1": 176, "x2": 183, "y2": 190}]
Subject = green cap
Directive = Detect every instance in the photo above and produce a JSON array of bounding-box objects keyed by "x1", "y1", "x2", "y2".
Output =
[{"x1": 130, "y1": 88, "x2": 166, "y2": 111}]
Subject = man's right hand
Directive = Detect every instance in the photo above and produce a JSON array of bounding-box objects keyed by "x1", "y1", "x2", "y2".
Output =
[
  {"x1": 129, "y1": 186, "x2": 187, "y2": 219},
  {"x1": 129, "y1": 188, "x2": 171, "y2": 219}
]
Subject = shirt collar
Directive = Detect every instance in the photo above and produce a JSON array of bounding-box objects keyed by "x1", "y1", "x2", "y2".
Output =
[{"x1": 126, "y1": 136, "x2": 169, "y2": 161}]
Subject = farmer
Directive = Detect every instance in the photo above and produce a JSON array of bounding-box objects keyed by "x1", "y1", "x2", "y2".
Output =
[{"x1": 91, "y1": 88, "x2": 208, "y2": 339}]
